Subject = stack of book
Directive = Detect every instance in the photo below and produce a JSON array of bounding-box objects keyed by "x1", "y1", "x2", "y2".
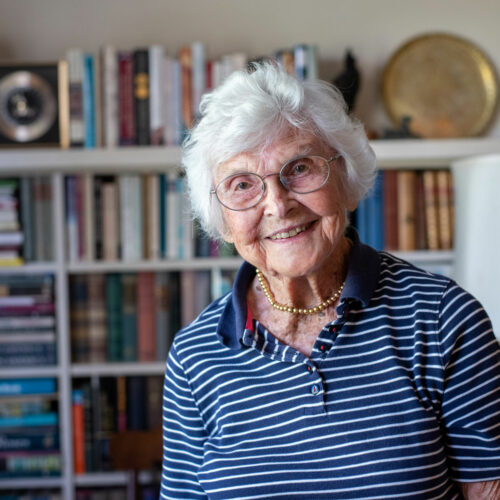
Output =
[
  {"x1": 64, "y1": 172, "x2": 237, "y2": 263},
  {"x1": 69, "y1": 269, "x2": 234, "y2": 364},
  {"x1": 0, "y1": 274, "x2": 57, "y2": 367},
  {"x1": 354, "y1": 169, "x2": 454, "y2": 253},
  {"x1": 0, "y1": 179, "x2": 23, "y2": 267},
  {"x1": 72, "y1": 375, "x2": 162, "y2": 474},
  {"x1": 65, "y1": 42, "x2": 318, "y2": 148},
  {"x1": 0, "y1": 377, "x2": 61, "y2": 478}
]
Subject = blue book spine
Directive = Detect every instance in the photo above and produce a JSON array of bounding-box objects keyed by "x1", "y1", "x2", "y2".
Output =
[
  {"x1": 0, "y1": 378, "x2": 56, "y2": 396},
  {"x1": 159, "y1": 174, "x2": 166, "y2": 258},
  {"x1": 367, "y1": 171, "x2": 385, "y2": 250},
  {"x1": 0, "y1": 412, "x2": 58, "y2": 428},
  {"x1": 83, "y1": 54, "x2": 96, "y2": 148}
]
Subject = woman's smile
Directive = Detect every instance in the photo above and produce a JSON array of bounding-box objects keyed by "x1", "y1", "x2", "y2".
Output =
[{"x1": 267, "y1": 221, "x2": 316, "y2": 241}]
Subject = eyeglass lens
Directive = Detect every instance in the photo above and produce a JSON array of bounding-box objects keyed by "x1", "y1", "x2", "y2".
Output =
[{"x1": 215, "y1": 155, "x2": 330, "y2": 211}]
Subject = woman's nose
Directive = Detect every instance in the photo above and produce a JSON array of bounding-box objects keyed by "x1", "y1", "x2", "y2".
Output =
[{"x1": 262, "y1": 174, "x2": 294, "y2": 217}]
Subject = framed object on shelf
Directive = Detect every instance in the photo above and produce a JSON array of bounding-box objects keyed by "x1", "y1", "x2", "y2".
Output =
[
  {"x1": 382, "y1": 33, "x2": 498, "y2": 139},
  {"x1": 0, "y1": 61, "x2": 69, "y2": 148}
]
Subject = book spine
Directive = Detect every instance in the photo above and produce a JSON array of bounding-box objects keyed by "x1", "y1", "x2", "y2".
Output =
[
  {"x1": 106, "y1": 273, "x2": 122, "y2": 362},
  {"x1": 66, "y1": 48, "x2": 85, "y2": 147},
  {"x1": 423, "y1": 171, "x2": 440, "y2": 251},
  {"x1": 101, "y1": 45, "x2": 119, "y2": 148},
  {"x1": 72, "y1": 389, "x2": 86, "y2": 474},
  {"x1": 102, "y1": 179, "x2": 119, "y2": 260},
  {"x1": 82, "y1": 54, "x2": 96, "y2": 148},
  {"x1": 87, "y1": 274, "x2": 107, "y2": 363},
  {"x1": 0, "y1": 378, "x2": 56, "y2": 396},
  {"x1": 121, "y1": 274, "x2": 137, "y2": 361},
  {"x1": 383, "y1": 170, "x2": 399, "y2": 250},
  {"x1": 149, "y1": 45, "x2": 165, "y2": 145},
  {"x1": 118, "y1": 52, "x2": 136, "y2": 146},
  {"x1": 133, "y1": 49, "x2": 150, "y2": 145},
  {"x1": 137, "y1": 272, "x2": 156, "y2": 362},
  {"x1": 0, "y1": 342, "x2": 56, "y2": 366},
  {"x1": 191, "y1": 41, "x2": 206, "y2": 122},
  {"x1": 397, "y1": 170, "x2": 416, "y2": 251},
  {"x1": 0, "y1": 430, "x2": 59, "y2": 452}
]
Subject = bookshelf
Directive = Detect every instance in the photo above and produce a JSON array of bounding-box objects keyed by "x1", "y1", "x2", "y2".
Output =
[{"x1": 0, "y1": 137, "x2": 500, "y2": 499}]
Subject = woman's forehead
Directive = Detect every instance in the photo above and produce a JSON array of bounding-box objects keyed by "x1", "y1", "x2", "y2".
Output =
[{"x1": 216, "y1": 133, "x2": 328, "y2": 177}]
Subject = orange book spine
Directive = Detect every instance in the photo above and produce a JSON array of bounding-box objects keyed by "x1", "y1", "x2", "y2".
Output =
[
  {"x1": 397, "y1": 170, "x2": 416, "y2": 251},
  {"x1": 72, "y1": 390, "x2": 86, "y2": 474},
  {"x1": 436, "y1": 170, "x2": 453, "y2": 250}
]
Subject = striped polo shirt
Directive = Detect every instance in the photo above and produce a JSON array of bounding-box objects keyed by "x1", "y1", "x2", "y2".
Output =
[{"x1": 161, "y1": 230, "x2": 500, "y2": 499}]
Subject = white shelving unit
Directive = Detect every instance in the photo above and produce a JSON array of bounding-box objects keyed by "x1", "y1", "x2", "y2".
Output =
[{"x1": 1, "y1": 137, "x2": 500, "y2": 498}]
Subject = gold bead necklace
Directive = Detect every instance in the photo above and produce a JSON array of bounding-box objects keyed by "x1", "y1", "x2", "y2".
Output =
[{"x1": 255, "y1": 269, "x2": 345, "y2": 315}]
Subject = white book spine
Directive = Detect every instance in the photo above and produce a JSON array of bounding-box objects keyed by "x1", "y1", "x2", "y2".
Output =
[
  {"x1": 149, "y1": 44, "x2": 165, "y2": 145},
  {"x1": 166, "y1": 171, "x2": 179, "y2": 260},
  {"x1": 66, "y1": 48, "x2": 85, "y2": 144},
  {"x1": 101, "y1": 45, "x2": 119, "y2": 148},
  {"x1": 191, "y1": 41, "x2": 206, "y2": 121}
]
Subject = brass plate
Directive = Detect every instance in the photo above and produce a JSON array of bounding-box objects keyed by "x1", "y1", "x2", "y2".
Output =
[{"x1": 382, "y1": 33, "x2": 498, "y2": 138}]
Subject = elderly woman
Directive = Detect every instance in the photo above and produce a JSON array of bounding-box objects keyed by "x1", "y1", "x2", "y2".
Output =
[{"x1": 160, "y1": 63, "x2": 500, "y2": 499}]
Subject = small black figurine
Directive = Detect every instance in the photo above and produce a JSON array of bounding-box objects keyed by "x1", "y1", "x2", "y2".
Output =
[
  {"x1": 332, "y1": 50, "x2": 360, "y2": 113},
  {"x1": 382, "y1": 116, "x2": 420, "y2": 139}
]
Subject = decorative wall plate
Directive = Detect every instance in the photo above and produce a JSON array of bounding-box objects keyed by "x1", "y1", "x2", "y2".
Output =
[{"x1": 382, "y1": 33, "x2": 498, "y2": 138}]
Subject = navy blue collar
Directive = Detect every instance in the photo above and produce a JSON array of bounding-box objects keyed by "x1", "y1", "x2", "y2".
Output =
[{"x1": 215, "y1": 227, "x2": 380, "y2": 349}]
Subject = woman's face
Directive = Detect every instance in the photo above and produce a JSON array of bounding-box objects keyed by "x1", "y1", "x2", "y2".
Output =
[{"x1": 215, "y1": 133, "x2": 356, "y2": 279}]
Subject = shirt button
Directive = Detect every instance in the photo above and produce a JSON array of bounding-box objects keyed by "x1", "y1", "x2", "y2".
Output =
[{"x1": 310, "y1": 384, "x2": 320, "y2": 395}]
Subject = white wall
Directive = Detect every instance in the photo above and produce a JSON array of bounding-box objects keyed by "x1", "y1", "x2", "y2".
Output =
[{"x1": 0, "y1": 0, "x2": 499, "y2": 136}]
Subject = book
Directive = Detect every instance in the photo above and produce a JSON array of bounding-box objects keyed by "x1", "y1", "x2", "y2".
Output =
[
  {"x1": 121, "y1": 273, "x2": 137, "y2": 361},
  {"x1": 437, "y1": 170, "x2": 453, "y2": 250},
  {"x1": 149, "y1": 44, "x2": 165, "y2": 145},
  {"x1": 118, "y1": 51, "x2": 135, "y2": 146},
  {"x1": 87, "y1": 274, "x2": 107, "y2": 363},
  {"x1": 0, "y1": 378, "x2": 56, "y2": 396},
  {"x1": 119, "y1": 175, "x2": 143, "y2": 261},
  {"x1": 133, "y1": 49, "x2": 150, "y2": 145},
  {"x1": 69, "y1": 275, "x2": 90, "y2": 363},
  {"x1": 179, "y1": 45, "x2": 193, "y2": 134},
  {"x1": 83, "y1": 54, "x2": 96, "y2": 148},
  {"x1": 137, "y1": 272, "x2": 156, "y2": 362},
  {"x1": 397, "y1": 170, "x2": 416, "y2": 251},
  {"x1": 105, "y1": 274, "x2": 122, "y2": 362},
  {"x1": 66, "y1": 48, "x2": 85, "y2": 147},
  {"x1": 101, "y1": 177, "x2": 119, "y2": 261},
  {"x1": 154, "y1": 272, "x2": 171, "y2": 361},
  {"x1": 423, "y1": 170, "x2": 440, "y2": 251},
  {"x1": 383, "y1": 170, "x2": 398, "y2": 250},
  {"x1": 191, "y1": 41, "x2": 206, "y2": 122},
  {"x1": 101, "y1": 45, "x2": 119, "y2": 148},
  {"x1": 72, "y1": 389, "x2": 86, "y2": 474}
]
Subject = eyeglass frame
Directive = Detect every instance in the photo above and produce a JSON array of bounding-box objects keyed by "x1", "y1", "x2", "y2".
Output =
[{"x1": 210, "y1": 153, "x2": 342, "y2": 212}]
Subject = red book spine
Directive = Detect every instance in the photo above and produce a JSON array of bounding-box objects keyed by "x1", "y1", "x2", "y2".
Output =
[{"x1": 118, "y1": 52, "x2": 136, "y2": 145}]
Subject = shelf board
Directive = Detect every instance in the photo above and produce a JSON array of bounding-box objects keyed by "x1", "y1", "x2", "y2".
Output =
[
  {"x1": 1, "y1": 138, "x2": 499, "y2": 173},
  {"x1": 390, "y1": 250, "x2": 454, "y2": 263},
  {"x1": 66, "y1": 257, "x2": 243, "y2": 273},
  {"x1": 0, "y1": 262, "x2": 59, "y2": 274},
  {"x1": 0, "y1": 146, "x2": 183, "y2": 173},
  {"x1": 0, "y1": 476, "x2": 63, "y2": 490},
  {"x1": 75, "y1": 470, "x2": 159, "y2": 487},
  {"x1": 371, "y1": 137, "x2": 500, "y2": 167},
  {"x1": 0, "y1": 366, "x2": 61, "y2": 379},
  {"x1": 71, "y1": 361, "x2": 166, "y2": 377}
]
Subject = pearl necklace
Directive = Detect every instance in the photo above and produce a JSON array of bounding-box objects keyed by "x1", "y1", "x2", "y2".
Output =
[{"x1": 255, "y1": 269, "x2": 345, "y2": 315}]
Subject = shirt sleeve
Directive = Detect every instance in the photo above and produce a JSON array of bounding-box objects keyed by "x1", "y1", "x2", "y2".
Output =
[
  {"x1": 439, "y1": 282, "x2": 500, "y2": 483},
  {"x1": 160, "y1": 343, "x2": 208, "y2": 499}
]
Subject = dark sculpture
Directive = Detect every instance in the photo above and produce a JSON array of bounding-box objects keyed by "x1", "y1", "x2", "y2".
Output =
[{"x1": 332, "y1": 50, "x2": 360, "y2": 113}]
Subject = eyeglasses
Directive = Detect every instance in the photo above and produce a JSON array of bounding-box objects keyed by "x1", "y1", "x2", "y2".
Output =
[{"x1": 211, "y1": 154, "x2": 342, "y2": 211}]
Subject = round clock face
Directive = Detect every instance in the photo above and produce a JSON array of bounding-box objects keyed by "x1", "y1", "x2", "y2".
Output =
[
  {"x1": 0, "y1": 70, "x2": 57, "y2": 142},
  {"x1": 382, "y1": 33, "x2": 498, "y2": 138}
]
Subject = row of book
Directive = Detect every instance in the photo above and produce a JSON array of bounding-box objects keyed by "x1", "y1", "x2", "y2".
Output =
[
  {"x1": 69, "y1": 269, "x2": 233, "y2": 364},
  {"x1": 0, "y1": 274, "x2": 56, "y2": 367},
  {"x1": 65, "y1": 172, "x2": 237, "y2": 263},
  {"x1": 353, "y1": 169, "x2": 454, "y2": 252},
  {"x1": 0, "y1": 378, "x2": 60, "y2": 478},
  {"x1": 72, "y1": 376, "x2": 162, "y2": 474},
  {"x1": 0, "y1": 177, "x2": 54, "y2": 266},
  {"x1": 66, "y1": 42, "x2": 318, "y2": 148}
]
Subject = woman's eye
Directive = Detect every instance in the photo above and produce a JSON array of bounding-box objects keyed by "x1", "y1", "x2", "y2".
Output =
[
  {"x1": 235, "y1": 181, "x2": 251, "y2": 191},
  {"x1": 293, "y1": 163, "x2": 309, "y2": 174}
]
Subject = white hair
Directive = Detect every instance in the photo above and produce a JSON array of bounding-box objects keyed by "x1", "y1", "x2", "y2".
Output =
[{"x1": 182, "y1": 61, "x2": 376, "y2": 240}]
